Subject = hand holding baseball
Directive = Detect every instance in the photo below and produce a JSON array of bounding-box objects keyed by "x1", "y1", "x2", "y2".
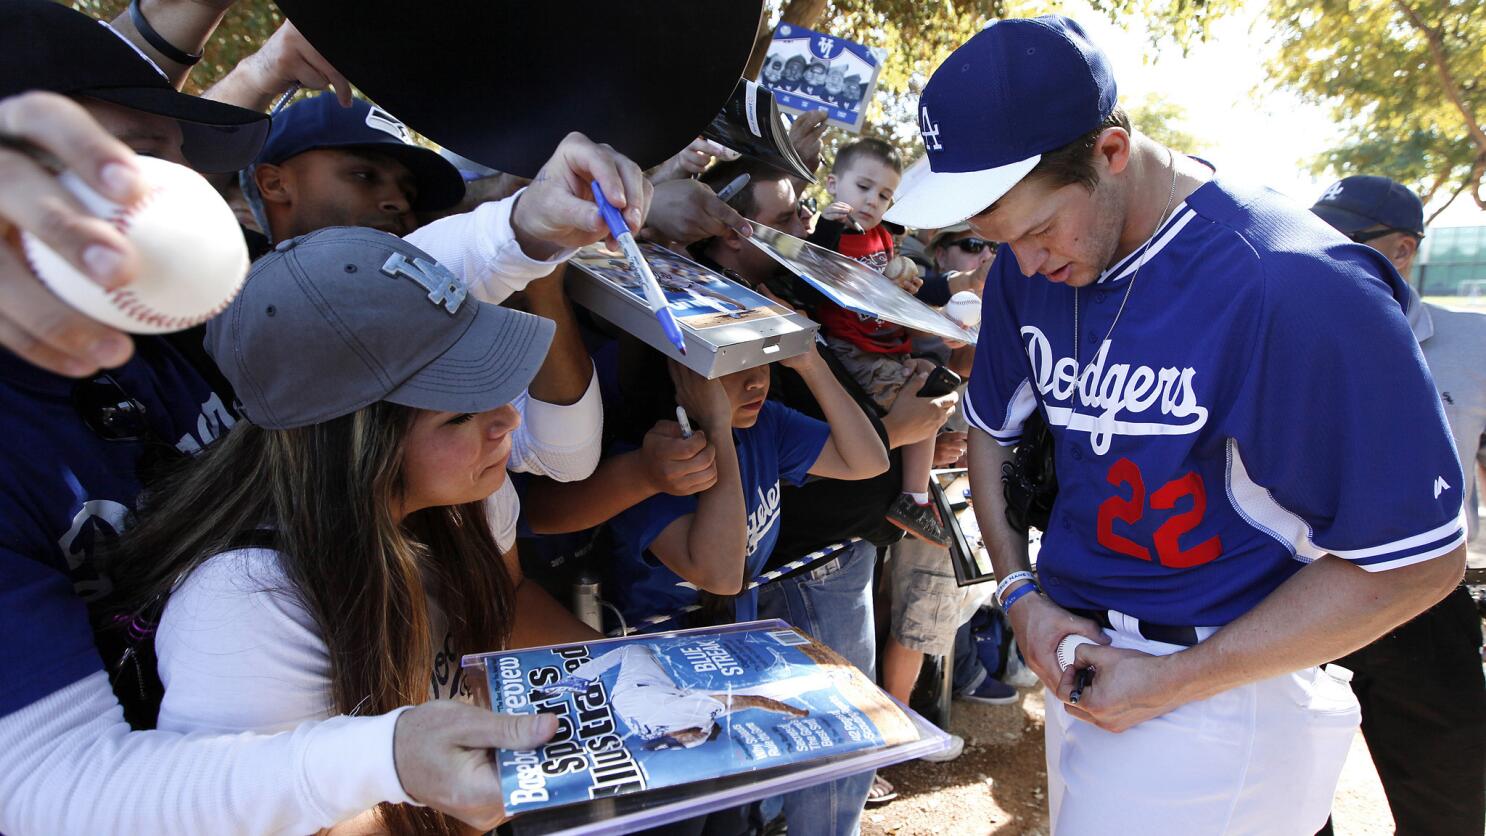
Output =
[
  {"x1": 883, "y1": 255, "x2": 922, "y2": 293},
  {"x1": 0, "y1": 92, "x2": 144, "y2": 376},
  {"x1": 1054, "y1": 643, "x2": 1183, "y2": 733},
  {"x1": 944, "y1": 289, "x2": 982, "y2": 328},
  {"x1": 21, "y1": 153, "x2": 248, "y2": 336},
  {"x1": 1004, "y1": 592, "x2": 1109, "y2": 691}
]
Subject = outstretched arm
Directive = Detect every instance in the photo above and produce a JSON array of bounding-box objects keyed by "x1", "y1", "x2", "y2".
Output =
[
  {"x1": 524, "y1": 421, "x2": 716, "y2": 535},
  {"x1": 109, "y1": 0, "x2": 232, "y2": 89}
]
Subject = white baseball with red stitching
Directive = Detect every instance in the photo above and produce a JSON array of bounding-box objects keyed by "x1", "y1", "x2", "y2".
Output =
[
  {"x1": 21, "y1": 156, "x2": 249, "y2": 334},
  {"x1": 1057, "y1": 634, "x2": 1097, "y2": 672}
]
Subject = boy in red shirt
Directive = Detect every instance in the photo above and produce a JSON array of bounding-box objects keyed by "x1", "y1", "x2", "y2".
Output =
[{"x1": 812, "y1": 139, "x2": 950, "y2": 545}]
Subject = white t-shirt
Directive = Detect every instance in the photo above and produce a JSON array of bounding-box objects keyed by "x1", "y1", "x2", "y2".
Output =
[{"x1": 155, "y1": 547, "x2": 468, "y2": 735}]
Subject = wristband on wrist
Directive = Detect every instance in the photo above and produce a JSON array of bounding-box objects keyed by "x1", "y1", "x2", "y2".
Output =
[
  {"x1": 128, "y1": 0, "x2": 204, "y2": 67},
  {"x1": 1000, "y1": 581, "x2": 1039, "y2": 613},
  {"x1": 994, "y1": 570, "x2": 1035, "y2": 607}
]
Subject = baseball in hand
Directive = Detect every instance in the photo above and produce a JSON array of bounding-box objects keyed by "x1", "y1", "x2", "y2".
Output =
[
  {"x1": 22, "y1": 156, "x2": 249, "y2": 334},
  {"x1": 944, "y1": 290, "x2": 982, "y2": 329},
  {"x1": 1056, "y1": 634, "x2": 1098, "y2": 672}
]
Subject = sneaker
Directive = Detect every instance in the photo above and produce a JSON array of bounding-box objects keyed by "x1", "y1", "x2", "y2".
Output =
[
  {"x1": 1003, "y1": 640, "x2": 1041, "y2": 689},
  {"x1": 886, "y1": 494, "x2": 950, "y2": 546},
  {"x1": 920, "y1": 732, "x2": 965, "y2": 763},
  {"x1": 956, "y1": 675, "x2": 1019, "y2": 706}
]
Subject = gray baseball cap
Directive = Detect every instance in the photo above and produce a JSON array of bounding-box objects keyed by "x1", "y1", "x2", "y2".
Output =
[{"x1": 208, "y1": 226, "x2": 554, "y2": 430}]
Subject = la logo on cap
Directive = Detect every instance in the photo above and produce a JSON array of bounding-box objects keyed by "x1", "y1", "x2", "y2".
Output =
[
  {"x1": 365, "y1": 105, "x2": 412, "y2": 144},
  {"x1": 1320, "y1": 181, "x2": 1344, "y2": 202},
  {"x1": 920, "y1": 106, "x2": 943, "y2": 151},
  {"x1": 382, "y1": 252, "x2": 468, "y2": 314}
]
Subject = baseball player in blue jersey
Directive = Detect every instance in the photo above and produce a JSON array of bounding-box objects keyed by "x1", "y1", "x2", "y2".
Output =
[
  {"x1": 535, "y1": 645, "x2": 811, "y2": 749},
  {"x1": 884, "y1": 16, "x2": 1468, "y2": 835}
]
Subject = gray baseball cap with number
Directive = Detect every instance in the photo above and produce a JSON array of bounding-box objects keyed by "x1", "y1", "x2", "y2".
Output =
[{"x1": 207, "y1": 226, "x2": 554, "y2": 430}]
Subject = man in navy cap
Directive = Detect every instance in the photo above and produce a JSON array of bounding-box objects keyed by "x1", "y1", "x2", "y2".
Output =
[
  {"x1": 887, "y1": 15, "x2": 1467, "y2": 833},
  {"x1": 1312, "y1": 175, "x2": 1486, "y2": 836},
  {"x1": 249, "y1": 92, "x2": 466, "y2": 241}
]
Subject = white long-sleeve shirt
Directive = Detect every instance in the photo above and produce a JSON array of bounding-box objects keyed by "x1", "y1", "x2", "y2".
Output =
[
  {"x1": 0, "y1": 671, "x2": 411, "y2": 835},
  {"x1": 509, "y1": 373, "x2": 603, "y2": 483},
  {"x1": 404, "y1": 188, "x2": 577, "y2": 305},
  {"x1": 410, "y1": 189, "x2": 602, "y2": 488}
]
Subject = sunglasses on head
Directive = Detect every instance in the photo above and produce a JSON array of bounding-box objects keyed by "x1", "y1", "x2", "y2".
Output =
[
  {"x1": 72, "y1": 373, "x2": 189, "y2": 485},
  {"x1": 1348, "y1": 227, "x2": 1421, "y2": 245},
  {"x1": 949, "y1": 237, "x2": 995, "y2": 254},
  {"x1": 72, "y1": 374, "x2": 151, "y2": 442}
]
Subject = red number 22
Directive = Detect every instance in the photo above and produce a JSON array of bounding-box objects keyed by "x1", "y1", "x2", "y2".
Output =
[{"x1": 1096, "y1": 458, "x2": 1222, "y2": 568}]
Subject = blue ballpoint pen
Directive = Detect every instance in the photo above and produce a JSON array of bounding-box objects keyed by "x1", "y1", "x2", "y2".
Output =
[{"x1": 590, "y1": 180, "x2": 687, "y2": 356}]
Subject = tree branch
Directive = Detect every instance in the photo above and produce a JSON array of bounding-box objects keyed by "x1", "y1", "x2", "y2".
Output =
[
  {"x1": 1419, "y1": 166, "x2": 1451, "y2": 207},
  {"x1": 1393, "y1": 0, "x2": 1486, "y2": 153},
  {"x1": 1429, "y1": 154, "x2": 1486, "y2": 222}
]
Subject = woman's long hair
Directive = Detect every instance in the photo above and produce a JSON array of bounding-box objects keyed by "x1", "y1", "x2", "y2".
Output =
[{"x1": 107, "y1": 401, "x2": 514, "y2": 836}]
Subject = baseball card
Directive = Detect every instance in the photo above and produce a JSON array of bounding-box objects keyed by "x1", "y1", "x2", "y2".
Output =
[
  {"x1": 463, "y1": 621, "x2": 936, "y2": 831},
  {"x1": 571, "y1": 243, "x2": 783, "y2": 331},
  {"x1": 745, "y1": 225, "x2": 979, "y2": 345},
  {"x1": 566, "y1": 242, "x2": 819, "y2": 379},
  {"x1": 757, "y1": 23, "x2": 883, "y2": 133}
]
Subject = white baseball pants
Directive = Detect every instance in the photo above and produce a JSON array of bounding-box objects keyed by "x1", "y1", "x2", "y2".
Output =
[{"x1": 1044, "y1": 627, "x2": 1360, "y2": 835}]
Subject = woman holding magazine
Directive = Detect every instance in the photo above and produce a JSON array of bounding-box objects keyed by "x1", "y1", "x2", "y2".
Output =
[{"x1": 105, "y1": 229, "x2": 560, "y2": 836}]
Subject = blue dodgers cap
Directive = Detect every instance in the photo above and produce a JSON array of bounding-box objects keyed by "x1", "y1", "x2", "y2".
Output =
[
  {"x1": 885, "y1": 15, "x2": 1117, "y2": 229},
  {"x1": 207, "y1": 227, "x2": 553, "y2": 430},
  {"x1": 256, "y1": 93, "x2": 465, "y2": 211},
  {"x1": 1311, "y1": 175, "x2": 1425, "y2": 237}
]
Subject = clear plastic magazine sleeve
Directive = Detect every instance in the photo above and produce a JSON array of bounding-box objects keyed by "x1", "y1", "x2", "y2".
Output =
[{"x1": 462, "y1": 619, "x2": 953, "y2": 835}]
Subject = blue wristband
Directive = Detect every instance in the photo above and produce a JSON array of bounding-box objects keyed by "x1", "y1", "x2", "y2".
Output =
[{"x1": 1000, "y1": 581, "x2": 1039, "y2": 613}]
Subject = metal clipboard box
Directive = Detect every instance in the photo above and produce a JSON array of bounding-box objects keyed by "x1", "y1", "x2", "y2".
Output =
[{"x1": 566, "y1": 242, "x2": 818, "y2": 379}]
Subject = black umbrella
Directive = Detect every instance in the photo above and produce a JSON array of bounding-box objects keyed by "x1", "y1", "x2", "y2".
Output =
[{"x1": 274, "y1": 1, "x2": 765, "y2": 177}]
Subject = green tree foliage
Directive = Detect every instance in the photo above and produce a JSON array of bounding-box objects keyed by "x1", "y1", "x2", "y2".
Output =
[
  {"x1": 69, "y1": 0, "x2": 282, "y2": 96},
  {"x1": 1126, "y1": 91, "x2": 1209, "y2": 153},
  {"x1": 1266, "y1": 0, "x2": 1486, "y2": 222}
]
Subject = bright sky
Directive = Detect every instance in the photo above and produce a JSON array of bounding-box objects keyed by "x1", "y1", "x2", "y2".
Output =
[{"x1": 1062, "y1": 0, "x2": 1485, "y2": 229}]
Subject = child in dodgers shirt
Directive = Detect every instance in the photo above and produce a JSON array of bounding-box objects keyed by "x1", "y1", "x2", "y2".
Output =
[
  {"x1": 605, "y1": 343, "x2": 888, "y2": 628},
  {"x1": 811, "y1": 138, "x2": 950, "y2": 546}
]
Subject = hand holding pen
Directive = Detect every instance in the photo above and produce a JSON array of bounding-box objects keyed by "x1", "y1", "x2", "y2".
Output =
[
  {"x1": 592, "y1": 180, "x2": 687, "y2": 355},
  {"x1": 509, "y1": 133, "x2": 652, "y2": 259}
]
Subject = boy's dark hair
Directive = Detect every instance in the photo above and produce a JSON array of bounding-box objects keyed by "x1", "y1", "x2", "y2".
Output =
[
  {"x1": 831, "y1": 137, "x2": 902, "y2": 177},
  {"x1": 1026, "y1": 106, "x2": 1131, "y2": 192}
]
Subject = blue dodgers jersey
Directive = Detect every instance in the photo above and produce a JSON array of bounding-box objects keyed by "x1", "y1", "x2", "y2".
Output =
[
  {"x1": 606, "y1": 400, "x2": 830, "y2": 626},
  {"x1": 0, "y1": 338, "x2": 235, "y2": 715},
  {"x1": 966, "y1": 176, "x2": 1465, "y2": 627}
]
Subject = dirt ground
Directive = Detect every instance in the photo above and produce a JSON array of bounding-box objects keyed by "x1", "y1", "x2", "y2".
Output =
[{"x1": 860, "y1": 690, "x2": 1396, "y2": 836}]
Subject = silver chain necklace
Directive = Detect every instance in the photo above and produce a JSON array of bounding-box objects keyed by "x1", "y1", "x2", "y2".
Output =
[{"x1": 1072, "y1": 147, "x2": 1179, "y2": 380}]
